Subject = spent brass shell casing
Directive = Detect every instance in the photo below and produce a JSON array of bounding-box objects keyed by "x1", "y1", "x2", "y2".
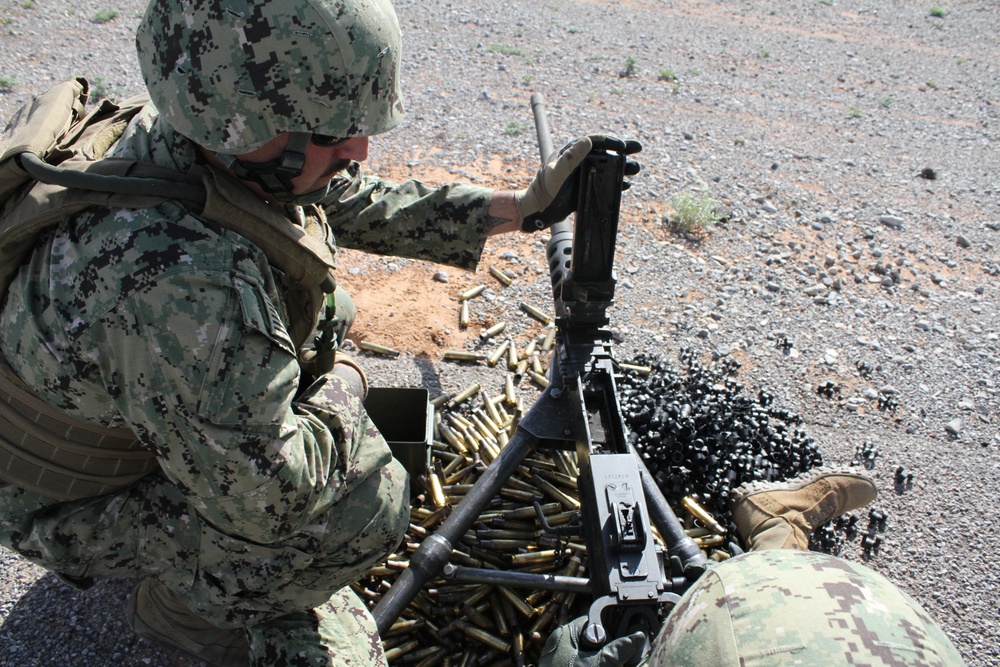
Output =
[
  {"x1": 528, "y1": 599, "x2": 560, "y2": 638},
  {"x1": 484, "y1": 394, "x2": 503, "y2": 424},
  {"x1": 552, "y1": 450, "x2": 575, "y2": 477},
  {"x1": 461, "y1": 603, "x2": 495, "y2": 630},
  {"x1": 521, "y1": 302, "x2": 553, "y2": 325},
  {"x1": 684, "y1": 527, "x2": 713, "y2": 539},
  {"x1": 503, "y1": 502, "x2": 562, "y2": 520},
  {"x1": 532, "y1": 475, "x2": 580, "y2": 509},
  {"x1": 541, "y1": 326, "x2": 557, "y2": 352},
  {"x1": 487, "y1": 339, "x2": 510, "y2": 367},
  {"x1": 429, "y1": 473, "x2": 447, "y2": 508},
  {"x1": 619, "y1": 362, "x2": 653, "y2": 376},
  {"x1": 449, "y1": 382, "x2": 482, "y2": 407},
  {"x1": 488, "y1": 598, "x2": 510, "y2": 638},
  {"x1": 459, "y1": 284, "x2": 486, "y2": 301},
  {"x1": 504, "y1": 374, "x2": 517, "y2": 405},
  {"x1": 499, "y1": 488, "x2": 543, "y2": 504},
  {"x1": 536, "y1": 468, "x2": 578, "y2": 490},
  {"x1": 455, "y1": 620, "x2": 511, "y2": 653},
  {"x1": 488, "y1": 265, "x2": 513, "y2": 286},
  {"x1": 513, "y1": 632, "x2": 526, "y2": 667},
  {"x1": 449, "y1": 412, "x2": 473, "y2": 429},
  {"x1": 477, "y1": 528, "x2": 538, "y2": 541},
  {"x1": 438, "y1": 423, "x2": 468, "y2": 454},
  {"x1": 459, "y1": 300, "x2": 470, "y2": 328},
  {"x1": 523, "y1": 339, "x2": 538, "y2": 358},
  {"x1": 358, "y1": 341, "x2": 400, "y2": 356},
  {"x1": 524, "y1": 457, "x2": 557, "y2": 471},
  {"x1": 481, "y1": 321, "x2": 507, "y2": 339},
  {"x1": 472, "y1": 410, "x2": 501, "y2": 437},
  {"x1": 509, "y1": 549, "x2": 561, "y2": 566},
  {"x1": 682, "y1": 496, "x2": 728, "y2": 535},
  {"x1": 695, "y1": 534, "x2": 726, "y2": 548},
  {"x1": 385, "y1": 618, "x2": 426, "y2": 637},
  {"x1": 507, "y1": 340, "x2": 519, "y2": 370},
  {"x1": 414, "y1": 648, "x2": 448, "y2": 667},
  {"x1": 430, "y1": 392, "x2": 454, "y2": 408},
  {"x1": 530, "y1": 355, "x2": 545, "y2": 376},
  {"x1": 528, "y1": 370, "x2": 550, "y2": 388},
  {"x1": 480, "y1": 440, "x2": 500, "y2": 464},
  {"x1": 384, "y1": 639, "x2": 421, "y2": 662},
  {"x1": 442, "y1": 454, "x2": 466, "y2": 478},
  {"x1": 443, "y1": 351, "x2": 487, "y2": 363},
  {"x1": 546, "y1": 509, "x2": 582, "y2": 527},
  {"x1": 497, "y1": 586, "x2": 537, "y2": 618},
  {"x1": 515, "y1": 358, "x2": 529, "y2": 376}
]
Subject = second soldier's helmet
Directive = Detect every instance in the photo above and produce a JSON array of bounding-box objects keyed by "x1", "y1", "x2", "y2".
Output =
[{"x1": 135, "y1": 0, "x2": 404, "y2": 155}]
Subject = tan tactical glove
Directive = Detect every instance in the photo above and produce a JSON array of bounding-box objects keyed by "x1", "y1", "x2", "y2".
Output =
[{"x1": 515, "y1": 134, "x2": 642, "y2": 232}]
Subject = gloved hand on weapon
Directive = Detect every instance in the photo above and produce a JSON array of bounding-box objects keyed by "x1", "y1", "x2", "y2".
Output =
[
  {"x1": 515, "y1": 134, "x2": 642, "y2": 233},
  {"x1": 539, "y1": 616, "x2": 648, "y2": 667}
]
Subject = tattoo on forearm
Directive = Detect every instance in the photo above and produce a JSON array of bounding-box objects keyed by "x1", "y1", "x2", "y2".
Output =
[{"x1": 488, "y1": 214, "x2": 515, "y2": 230}]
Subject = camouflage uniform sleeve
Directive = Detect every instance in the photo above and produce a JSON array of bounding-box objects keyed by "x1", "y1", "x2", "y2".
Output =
[
  {"x1": 74, "y1": 207, "x2": 392, "y2": 545},
  {"x1": 321, "y1": 163, "x2": 495, "y2": 271}
]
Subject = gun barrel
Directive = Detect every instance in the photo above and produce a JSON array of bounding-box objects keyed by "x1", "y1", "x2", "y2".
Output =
[
  {"x1": 530, "y1": 92, "x2": 555, "y2": 164},
  {"x1": 529, "y1": 93, "x2": 574, "y2": 301}
]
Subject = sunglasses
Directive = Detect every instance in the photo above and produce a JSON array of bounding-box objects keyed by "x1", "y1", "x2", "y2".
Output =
[{"x1": 310, "y1": 133, "x2": 350, "y2": 148}]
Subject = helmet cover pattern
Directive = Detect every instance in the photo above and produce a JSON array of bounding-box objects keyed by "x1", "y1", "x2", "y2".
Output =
[{"x1": 136, "y1": 0, "x2": 404, "y2": 153}]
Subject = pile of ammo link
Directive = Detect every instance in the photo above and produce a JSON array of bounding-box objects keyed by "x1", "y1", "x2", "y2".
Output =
[{"x1": 356, "y1": 278, "x2": 842, "y2": 666}]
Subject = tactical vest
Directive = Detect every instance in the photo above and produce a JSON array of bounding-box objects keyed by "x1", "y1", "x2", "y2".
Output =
[{"x1": 0, "y1": 78, "x2": 338, "y2": 501}]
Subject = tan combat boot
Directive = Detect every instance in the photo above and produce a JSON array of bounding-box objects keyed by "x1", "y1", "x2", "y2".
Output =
[
  {"x1": 127, "y1": 578, "x2": 251, "y2": 667},
  {"x1": 731, "y1": 466, "x2": 877, "y2": 551}
]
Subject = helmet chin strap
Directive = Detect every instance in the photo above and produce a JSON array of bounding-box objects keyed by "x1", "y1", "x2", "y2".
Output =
[{"x1": 215, "y1": 132, "x2": 330, "y2": 205}]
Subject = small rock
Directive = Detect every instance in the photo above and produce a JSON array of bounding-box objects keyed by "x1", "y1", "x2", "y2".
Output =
[
  {"x1": 762, "y1": 201, "x2": 778, "y2": 214},
  {"x1": 956, "y1": 235, "x2": 971, "y2": 249},
  {"x1": 432, "y1": 271, "x2": 450, "y2": 283},
  {"x1": 879, "y1": 214, "x2": 904, "y2": 230},
  {"x1": 944, "y1": 419, "x2": 962, "y2": 436}
]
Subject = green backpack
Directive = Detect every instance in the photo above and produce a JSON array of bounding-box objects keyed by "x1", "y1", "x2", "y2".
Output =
[{"x1": 0, "y1": 78, "x2": 337, "y2": 500}]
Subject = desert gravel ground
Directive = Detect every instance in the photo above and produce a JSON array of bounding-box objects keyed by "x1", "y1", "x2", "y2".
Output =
[{"x1": 0, "y1": 0, "x2": 997, "y2": 665}]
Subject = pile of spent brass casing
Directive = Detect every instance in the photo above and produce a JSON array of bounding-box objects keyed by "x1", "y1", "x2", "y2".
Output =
[
  {"x1": 358, "y1": 368, "x2": 735, "y2": 666},
  {"x1": 355, "y1": 381, "x2": 587, "y2": 667}
]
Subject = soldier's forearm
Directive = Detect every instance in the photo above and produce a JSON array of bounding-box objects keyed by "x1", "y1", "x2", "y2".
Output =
[{"x1": 486, "y1": 191, "x2": 521, "y2": 236}]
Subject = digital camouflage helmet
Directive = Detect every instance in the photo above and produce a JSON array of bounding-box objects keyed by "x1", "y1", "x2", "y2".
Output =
[{"x1": 136, "y1": 0, "x2": 404, "y2": 202}]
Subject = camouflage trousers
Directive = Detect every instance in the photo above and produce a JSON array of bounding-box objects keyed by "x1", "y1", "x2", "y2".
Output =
[
  {"x1": 0, "y1": 457, "x2": 409, "y2": 666},
  {"x1": 651, "y1": 549, "x2": 966, "y2": 666}
]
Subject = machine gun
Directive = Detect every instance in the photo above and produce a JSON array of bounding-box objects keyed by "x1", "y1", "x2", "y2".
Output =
[{"x1": 372, "y1": 94, "x2": 707, "y2": 658}]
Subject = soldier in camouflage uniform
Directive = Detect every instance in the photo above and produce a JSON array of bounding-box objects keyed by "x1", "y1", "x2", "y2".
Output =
[
  {"x1": 540, "y1": 468, "x2": 966, "y2": 667},
  {"x1": 0, "y1": 0, "x2": 634, "y2": 665}
]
